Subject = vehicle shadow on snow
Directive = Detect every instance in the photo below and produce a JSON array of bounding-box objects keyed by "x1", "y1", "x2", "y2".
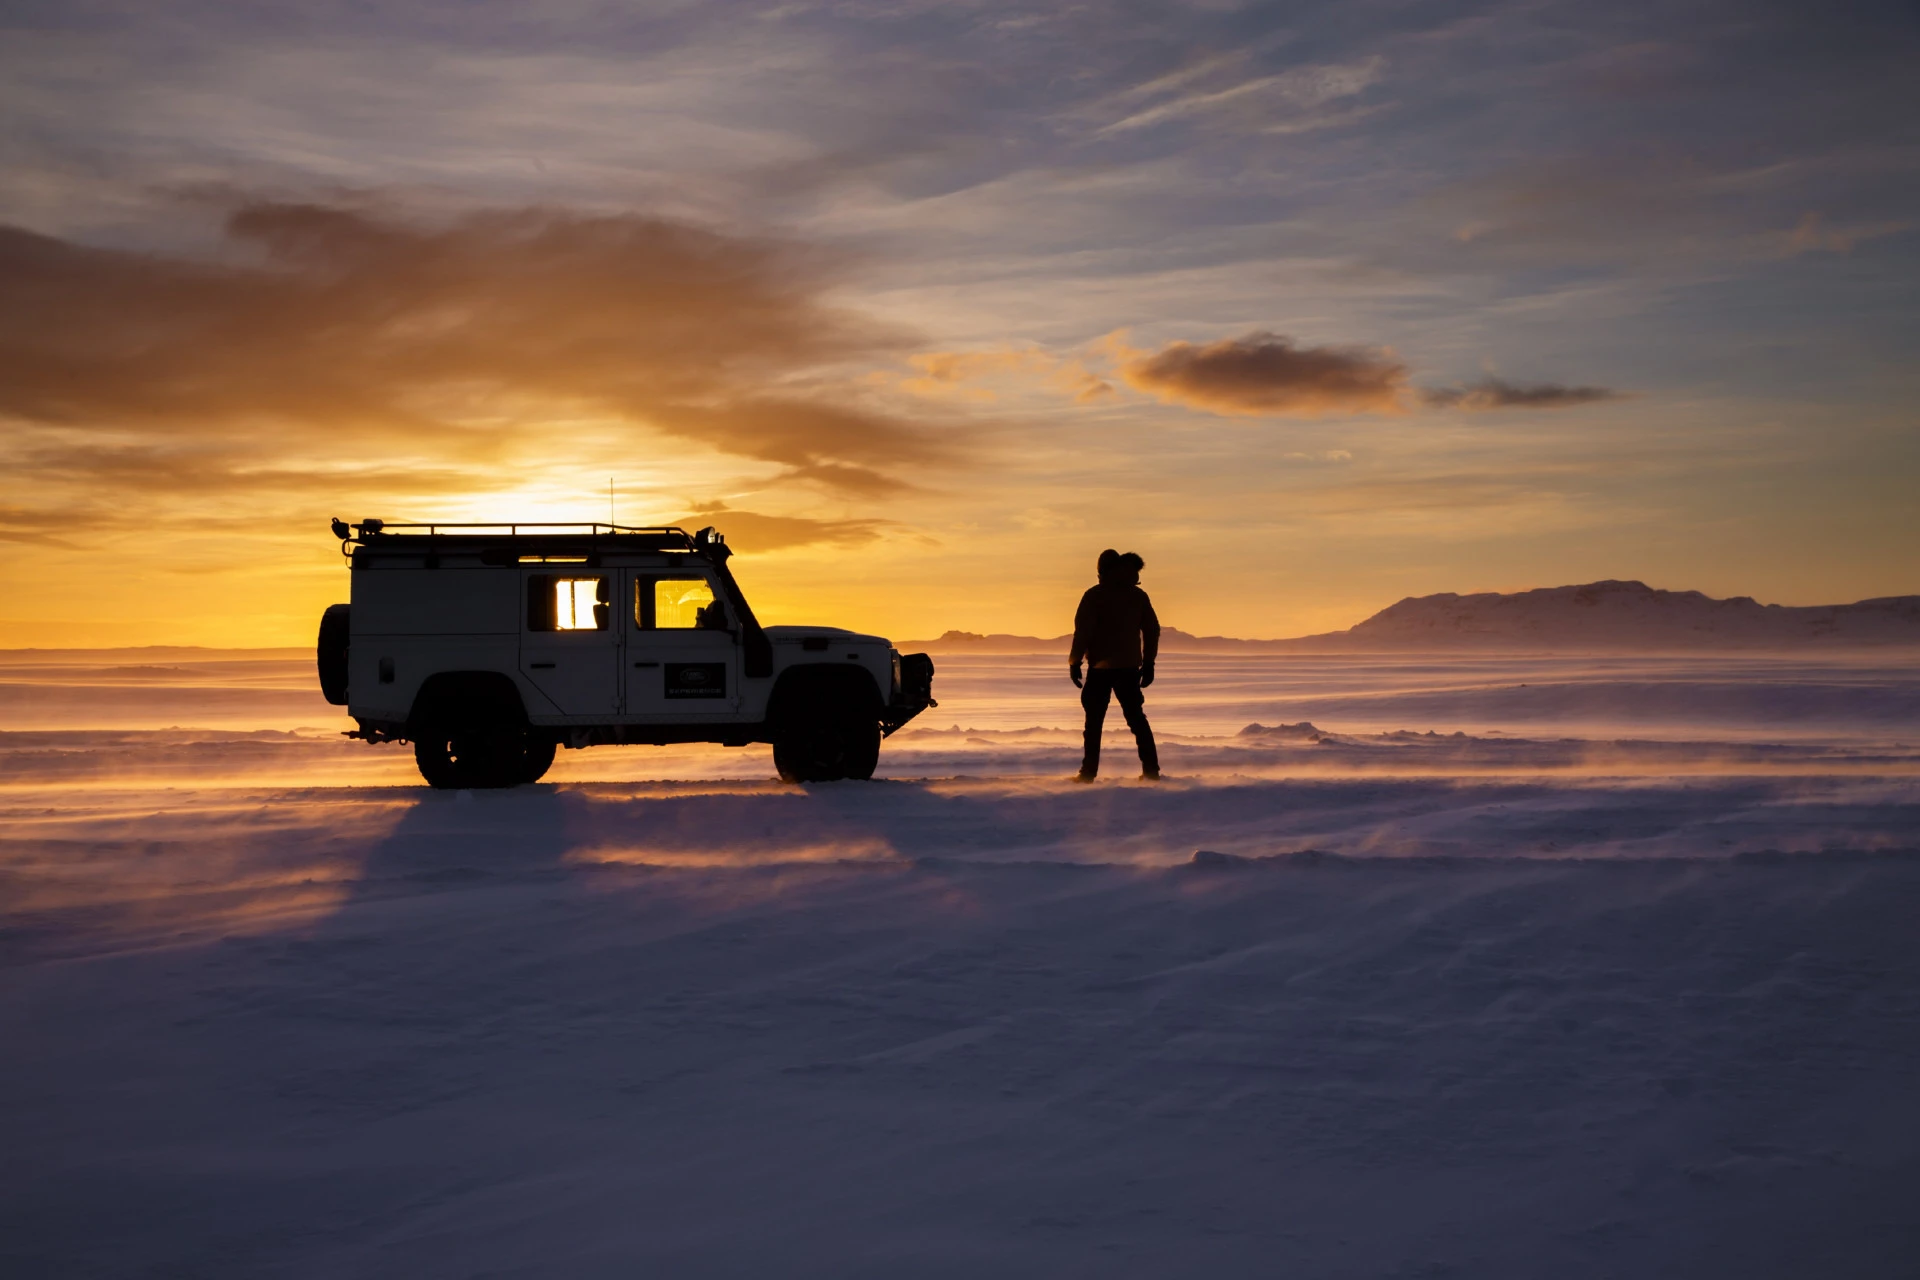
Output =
[
  {"x1": 335, "y1": 771, "x2": 1846, "y2": 875},
  {"x1": 330, "y1": 784, "x2": 595, "y2": 906},
  {"x1": 319, "y1": 763, "x2": 1920, "y2": 920},
  {"x1": 330, "y1": 775, "x2": 1270, "y2": 895}
]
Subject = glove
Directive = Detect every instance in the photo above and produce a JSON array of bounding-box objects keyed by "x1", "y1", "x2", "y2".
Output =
[
  {"x1": 1139, "y1": 661, "x2": 1155, "y2": 688},
  {"x1": 1069, "y1": 662, "x2": 1083, "y2": 688}
]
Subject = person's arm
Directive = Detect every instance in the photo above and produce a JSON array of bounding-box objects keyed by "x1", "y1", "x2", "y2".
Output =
[
  {"x1": 1069, "y1": 589, "x2": 1091, "y2": 684},
  {"x1": 1139, "y1": 591, "x2": 1161, "y2": 686}
]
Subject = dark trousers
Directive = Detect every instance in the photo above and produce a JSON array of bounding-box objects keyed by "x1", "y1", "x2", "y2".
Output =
[{"x1": 1080, "y1": 667, "x2": 1159, "y2": 778}]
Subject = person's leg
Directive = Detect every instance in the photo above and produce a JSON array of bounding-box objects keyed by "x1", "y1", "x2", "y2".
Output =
[
  {"x1": 1112, "y1": 670, "x2": 1160, "y2": 778},
  {"x1": 1079, "y1": 669, "x2": 1113, "y2": 779}
]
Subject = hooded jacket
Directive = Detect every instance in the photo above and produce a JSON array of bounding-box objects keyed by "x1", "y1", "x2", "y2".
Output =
[{"x1": 1070, "y1": 577, "x2": 1161, "y2": 669}]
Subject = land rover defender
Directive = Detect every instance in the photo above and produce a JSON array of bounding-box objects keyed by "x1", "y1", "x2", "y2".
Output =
[{"x1": 315, "y1": 519, "x2": 935, "y2": 788}]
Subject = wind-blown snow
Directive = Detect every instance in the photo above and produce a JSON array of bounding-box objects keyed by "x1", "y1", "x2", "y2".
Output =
[{"x1": 2, "y1": 651, "x2": 1917, "y2": 1276}]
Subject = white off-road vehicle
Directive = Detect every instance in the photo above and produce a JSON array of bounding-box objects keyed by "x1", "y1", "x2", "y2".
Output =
[{"x1": 316, "y1": 520, "x2": 935, "y2": 788}]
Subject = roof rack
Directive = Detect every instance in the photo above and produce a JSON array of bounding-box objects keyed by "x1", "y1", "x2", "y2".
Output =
[
  {"x1": 331, "y1": 518, "x2": 729, "y2": 561},
  {"x1": 333, "y1": 518, "x2": 699, "y2": 541}
]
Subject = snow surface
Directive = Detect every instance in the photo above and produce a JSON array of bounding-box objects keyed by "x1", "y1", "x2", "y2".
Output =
[{"x1": 3, "y1": 651, "x2": 1918, "y2": 1276}]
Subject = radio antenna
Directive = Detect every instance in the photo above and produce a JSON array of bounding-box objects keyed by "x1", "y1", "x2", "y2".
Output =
[{"x1": 608, "y1": 477, "x2": 614, "y2": 528}]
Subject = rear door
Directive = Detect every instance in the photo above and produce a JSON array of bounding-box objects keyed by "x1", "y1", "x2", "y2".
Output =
[
  {"x1": 624, "y1": 572, "x2": 741, "y2": 719},
  {"x1": 520, "y1": 569, "x2": 621, "y2": 716}
]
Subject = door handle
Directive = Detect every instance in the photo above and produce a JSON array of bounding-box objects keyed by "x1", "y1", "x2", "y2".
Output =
[
  {"x1": 631, "y1": 661, "x2": 660, "y2": 668},
  {"x1": 530, "y1": 662, "x2": 556, "y2": 669}
]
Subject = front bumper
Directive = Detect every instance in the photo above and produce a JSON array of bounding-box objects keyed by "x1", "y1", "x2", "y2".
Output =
[{"x1": 881, "y1": 651, "x2": 937, "y2": 736}]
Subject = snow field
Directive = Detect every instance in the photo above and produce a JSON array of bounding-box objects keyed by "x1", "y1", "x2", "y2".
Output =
[{"x1": 2, "y1": 650, "x2": 1917, "y2": 1275}]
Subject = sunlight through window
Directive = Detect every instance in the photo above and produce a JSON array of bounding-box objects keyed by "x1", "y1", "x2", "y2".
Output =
[
  {"x1": 653, "y1": 578, "x2": 717, "y2": 629},
  {"x1": 555, "y1": 578, "x2": 608, "y2": 630}
]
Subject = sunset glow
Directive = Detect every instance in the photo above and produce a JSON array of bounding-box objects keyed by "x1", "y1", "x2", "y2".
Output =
[{"x1": 0, "y1": 3, "x2": 1913, "y2": 645}]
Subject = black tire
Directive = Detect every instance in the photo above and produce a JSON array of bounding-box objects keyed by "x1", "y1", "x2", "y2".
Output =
[
  {"x1": 413, "y1": 721, "x2": 527, "y2": 789},
  {"x1": 316, "y1": 604, "x2": 350, "y2": 705},
  {"x1": 774, "y1": 703, "x2": 880, "y2": 783},
  {"x1": 521, "y1": 735, "x2": 557, "y2": 784},
  {"x1": 843, "y1": 716, "x2": 880, "y2": 780}
]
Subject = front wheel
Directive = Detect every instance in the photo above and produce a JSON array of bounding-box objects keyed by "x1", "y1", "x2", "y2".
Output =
[{"x1": 774, "y1": 708, "x2": 880, "y2": 782}]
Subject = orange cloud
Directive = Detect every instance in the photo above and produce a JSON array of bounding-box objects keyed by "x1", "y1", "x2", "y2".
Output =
[
  {"x1": 899, "y1": 347, "x2": 1113, "y2": 404},
  {"x1": 1116, "y1": 330, "x2": 1408, "y2": 417},
  {"x1": 0, "y1": 200, "x2": 946, "y2": 495},
  {"x1": 676, "y1": 500, "x2": 893, "y2": 551}
]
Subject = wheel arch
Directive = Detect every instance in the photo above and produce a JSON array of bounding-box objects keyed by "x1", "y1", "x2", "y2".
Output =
[
  {"x1": 766, "y1": 663, "x2": 883, "y2": 729},
  {"x1": 407, "y1": 670, "x2": 530, "y2": 733}
]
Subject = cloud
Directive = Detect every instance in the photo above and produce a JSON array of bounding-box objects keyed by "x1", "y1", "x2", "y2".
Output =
[
  {"x1": 898, "y1": 348, "x2": 1112, "y2": 404},
  {"x1": 0, "y1": 199, "x2": 944, "y2": 495},
  {"x1": 1096, "y1": 56, "x2": 1385, "y2": 134},
  {"x1": 1785, "y1": 212, "x2": 1911, "y2": 256},
  {"x1": 9, "y1": 438, "x2": 495, "y2": 497},
  {"x1": 1423, "y1": 156, "x2": 1912, "y2": 271},
  {"x1": 676, "y1": 501, "x2": 891, "y2": 552},
  {"x1": 898, "y1": 349, "x2": 1050, "y2": 401},
  {"x1": 894, "y1": 332, "x2": 1615, "y2": 424},
  {"x1": 1422, "y1": 377, "x2": 1623, "y2": 411},
  {"x1": 0, "y1": 506, "x2": 100, "y2": 548},
  {"x1": 1117, "y1": 331, "x2": 1408, "y2": 417}
]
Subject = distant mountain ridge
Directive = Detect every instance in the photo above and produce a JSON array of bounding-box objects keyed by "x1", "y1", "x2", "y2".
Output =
[
  {"x1": 905, "y1": 580, "x2": 1920, "y2": 653},
  {"x1": 1324, "y1": 580, "x2": 1920, "y2": 649}
]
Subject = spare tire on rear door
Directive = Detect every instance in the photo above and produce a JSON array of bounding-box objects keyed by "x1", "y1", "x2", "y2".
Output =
[{"x1": 316, "y1": 603, "x2": 350, "y2": 705}]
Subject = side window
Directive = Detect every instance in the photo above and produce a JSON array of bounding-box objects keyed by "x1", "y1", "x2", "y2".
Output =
[
  {"x1": 527, "y1": 575, "x2": 610, "y2": 632},
  {"x1": 649, "y1": 577, "x2": 727, "y2": 630}
]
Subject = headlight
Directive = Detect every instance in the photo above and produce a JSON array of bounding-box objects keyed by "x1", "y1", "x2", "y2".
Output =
[{"x1": 890, "y1": 649, "x2": 902, "y2": 698}]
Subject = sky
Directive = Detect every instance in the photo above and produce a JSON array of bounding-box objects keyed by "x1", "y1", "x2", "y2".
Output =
[{"x1": 1, "y1": 0, "x2": 1916, "y2": 646}]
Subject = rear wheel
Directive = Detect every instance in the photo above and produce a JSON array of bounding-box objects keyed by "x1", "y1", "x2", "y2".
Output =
[
  {"x1": 413, "y1": 721, "x2": 528, "y2": 789},
  {"x1": 520, "y1": 735, "x2": 557, "y2": 784}
]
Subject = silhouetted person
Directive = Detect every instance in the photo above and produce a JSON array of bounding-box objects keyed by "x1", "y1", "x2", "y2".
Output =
[{"x1": 1069, "y1": 549, "x2": 1161, "y2": 781}]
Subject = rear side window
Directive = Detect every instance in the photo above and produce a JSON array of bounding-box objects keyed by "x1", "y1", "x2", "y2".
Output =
[{"x1": 527, "y1": 575, "x2": 610, "y2": 631}]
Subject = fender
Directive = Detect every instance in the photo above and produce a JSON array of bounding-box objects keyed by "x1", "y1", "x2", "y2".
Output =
[
  {"x1": 766, "y1": 663, "x2": 882, "y2": 729},
  {"x1": 408, "y1": 671, "x2": 529, "y2": 733}
]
